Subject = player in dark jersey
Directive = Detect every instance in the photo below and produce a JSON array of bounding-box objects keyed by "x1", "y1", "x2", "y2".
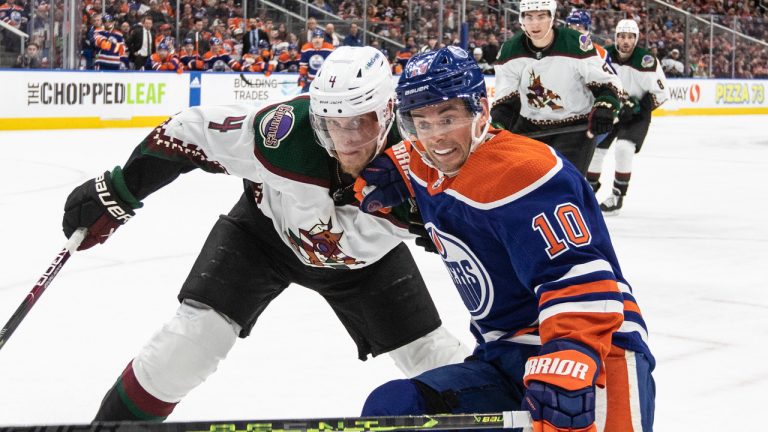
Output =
[
  {"x1": 355, "y1": 47, "x2": 655, "y2": 432},
  {"x1": 61, "y1": 46, "x2": 467, "y2": 422}
]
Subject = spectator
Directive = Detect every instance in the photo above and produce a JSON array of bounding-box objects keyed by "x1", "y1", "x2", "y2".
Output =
[
  {"x1": 300, "y1": 17, "x2": 319, "y2": 46},
  {"x1": 145, "y1": 0, "x2": 167, "y2": 26},
  {"x1": 343, "y1": 23, "x2": 363, "y2": 47},
  {"x1": 128, "y1": 15, "x2": 154, "y2": 70},
  {"x1": 661, "y1": 48, "x2": 685, "y2": 77},
  {"x1": 473, "y1": 47, "x2": 493, "y2": 74},
  {"x1": 309, "y1": 0, "x2": 333, "y2": 19},
  {"x1": 324, "y1": 23, "x2": 340, "y2": 47},
  {"x1": 155, "y1": 23, "x2": 174, "y2": 52},
  {"x1": 483, "y1": 34, "x2": 500, "y2": 65},
  {"x1": 185, "y1": 17, "x2": 210, "y2": 54},
  {"x1": 242, "y1": 17, "x2": 269, "y2": 55},
  {"x1": 14, "y1": 42, "x2": 42, "y2": 69}
]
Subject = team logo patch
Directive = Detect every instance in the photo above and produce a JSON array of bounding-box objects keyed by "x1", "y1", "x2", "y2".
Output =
[
  {"x1": 579, "y1": 34, "x2": 594, "y2": 52},
  {"x1": 259, "y1": 104, "x2": 295, "y2": 148},
  {"x1": 641, "y1": 54, "x2": 655, "y2": 68},
  {"x1": 285, "y1": 218, "x2": 364, "y2": 268},
  {"x1": 526, "y1": 71, "x2": 563, "y2": 110},
  {"x1": 309, "y1": 54, "x2": 326, "y2": 71},
  {"x1": 427, "y1": 223, "x2": 494, "y2": 319}
]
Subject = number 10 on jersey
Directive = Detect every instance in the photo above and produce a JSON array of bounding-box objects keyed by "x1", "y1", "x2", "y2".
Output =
[{"x1": 532, "y1": 203, "x2": 592, "y2": 259}]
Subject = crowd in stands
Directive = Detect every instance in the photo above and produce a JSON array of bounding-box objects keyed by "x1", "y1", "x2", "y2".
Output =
[{"x1": 1, "y1": 0, "x2": 765, "y2": 77}]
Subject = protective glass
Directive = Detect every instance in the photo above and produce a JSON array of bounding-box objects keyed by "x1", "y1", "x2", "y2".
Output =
[
  {"x1": 310, "y1": 112, "x2": 382, "y2": 158},
  {"x1": 397, "y1": 110, "x2": 475, "y2": 143}
]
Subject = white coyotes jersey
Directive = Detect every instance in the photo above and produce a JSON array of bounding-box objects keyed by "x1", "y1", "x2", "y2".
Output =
[
  {"x1": 494, "y1": 29, "x2": 623, "y2": 126},
  {"x1": 610, "y1": 46, "x2": 670, "y2": 108},
  {"x1": 154, "y1": 98, "x2": 410, "y2": 269}
]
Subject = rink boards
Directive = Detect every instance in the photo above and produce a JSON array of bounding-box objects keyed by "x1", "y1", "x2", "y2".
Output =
[{"x1": 1, "y1": 69, "x2": 766, "y2": 130}]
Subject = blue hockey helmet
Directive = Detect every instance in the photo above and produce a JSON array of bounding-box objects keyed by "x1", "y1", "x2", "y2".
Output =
[
  {"x1": 157, "y1": 41, "x2": 170, "y2": 52},
  {"x1": 311, "y1": 28, "x2": 325, "y2": 39},
  {"x1": 183, "y1": 37, "x2": 194, "y2": 46},
  {"x1": 396, "y1": 46, "x2": 486, "y2": 117},
  {"x1": 395, "y1": 46, "x2": 490, "y2": 174},
  {"x1": 258, "y1": 39, "x2": 271, "y2": 50},
  {"x1": 566, "y1": 9, "x2": 592, "y2": 32},
  {"x1": 102, "y1": 13, "x2": 114, "y2": 22}
]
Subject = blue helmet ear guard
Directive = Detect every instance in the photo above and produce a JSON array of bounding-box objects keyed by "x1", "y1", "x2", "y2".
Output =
[{"x1": 396, "y1": 46, "x2": 487, "y2": 117}]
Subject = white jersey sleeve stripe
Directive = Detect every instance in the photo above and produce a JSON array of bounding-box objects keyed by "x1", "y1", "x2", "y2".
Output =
[
  {"x1": 534, "y1": 259, "x2": 615, "y2": 294},
  {"x1": 539, "y1": 299, "x2": 624, "y2": 323}
]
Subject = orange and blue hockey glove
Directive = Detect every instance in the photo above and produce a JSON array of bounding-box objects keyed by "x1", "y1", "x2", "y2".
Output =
[
  {"x1": 522, "y1": 340, "x2": 600, "y2": 432},
  {"x1": 354, "y1": 141, "x2": 414, "y2": 214}
]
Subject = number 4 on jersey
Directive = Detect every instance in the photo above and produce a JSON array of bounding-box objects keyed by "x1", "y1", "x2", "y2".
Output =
[{"x1": 532, "y1": 203, "x2": 591, "y2": 259}]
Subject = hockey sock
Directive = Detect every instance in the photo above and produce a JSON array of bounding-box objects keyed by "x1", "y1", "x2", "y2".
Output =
[
  {"x1": 93, "y1": 361, "x2": 177, "y2": 421},
  {"x1": 585, "y1": 172, "x2": 601, "y2": 193},
  {"x1": 613, "y1": 172, "x2": 631, "y2": 196}
]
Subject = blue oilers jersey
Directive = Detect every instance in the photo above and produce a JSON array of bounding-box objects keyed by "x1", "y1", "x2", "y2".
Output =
[{"x1": 407, "y1": 129, "x2": 653, "y2": 382}]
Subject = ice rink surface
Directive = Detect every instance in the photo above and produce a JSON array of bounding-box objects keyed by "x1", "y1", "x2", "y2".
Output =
[{"x1": 1, "y1": 115, "x2": 766, "y2": 430}]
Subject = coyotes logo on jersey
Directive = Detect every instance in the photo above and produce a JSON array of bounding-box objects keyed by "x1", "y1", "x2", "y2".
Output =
[
  {"x1": 285, "y1": 218, "x2": 364, "y2": 268},
  {"x1": 526, "y1": 71, "x2": 563, "y2": 110}
]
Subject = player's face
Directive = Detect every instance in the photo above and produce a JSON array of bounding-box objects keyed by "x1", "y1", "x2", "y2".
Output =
[
  {"x1": 522, "y1": 11, "x2": 553, "y2": 45},
  {"x1": 403, "y1": 99, "x2": 479, "y2": 175},
  {"x1": 312, "y1": 36, "x2": 323, "y2": 49},
  {"x1": 616, "y1": 33, "x2": 637, "y2": 57},
  {"x1": 316, "y1": 112, "x2": 381, "y2": 176}
]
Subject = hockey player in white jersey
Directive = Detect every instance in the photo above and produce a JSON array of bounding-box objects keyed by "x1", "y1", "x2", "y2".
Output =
[
  {"x1": 491, "y1": 0, "x2": 624, "y2": 175},
  {"x1": 586, "y1": 19, "x2": 669, "y2": 215},
  {"x1": 61, "y1": 46, "x2": 468, "y2": 421}
]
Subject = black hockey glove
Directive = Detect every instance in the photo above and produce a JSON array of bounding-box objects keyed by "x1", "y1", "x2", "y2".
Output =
[
  {"x1": 619, "y1": 96, "x2": 642, "y2": 124},
  {"x1": 407, "y1": 200, "x2": 438, "y2": 254},
  {"x1": 63, "y1": 167, "x2": 143, "y2": 251},
  {"x1": 587, "y1": 96, "x2": 619, "y2": 136}
]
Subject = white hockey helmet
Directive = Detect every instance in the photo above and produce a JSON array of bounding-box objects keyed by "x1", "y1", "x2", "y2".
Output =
[
  {"x1": 518, "y1": 0, "x2": 558, "y2": 25},
  {"x1": 309, "y1": 46, "x2": 395, "y2": 159},
  {"x1": 615, "y1": 18, "x2": 640, "y2": 38}
]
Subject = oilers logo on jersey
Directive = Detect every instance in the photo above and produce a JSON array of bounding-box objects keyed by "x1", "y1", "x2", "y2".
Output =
[
  {"x1": 427, "y1": 223, "x2": 494, "y2": 320},
  {"x1": 259, "y1": 104, "x2": 296, "y2": 148},
  {"x1": 309, "y1": 54, "x2": 326, "y2": 72}
]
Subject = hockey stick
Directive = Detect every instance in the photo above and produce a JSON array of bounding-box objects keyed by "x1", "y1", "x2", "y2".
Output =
[
  {"x1": 0, "y1": 228, "x2": 87, "y2": 351},
  {"x1": 0, "y1": 411, "x2": 533, "y2": 432},
  {"x1": 520, "y1": 123, "x2": 589, "y2": 139}
]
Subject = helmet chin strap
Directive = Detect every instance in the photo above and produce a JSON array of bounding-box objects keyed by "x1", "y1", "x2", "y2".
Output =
[
  {"x1": 523, "y1": 18, "x2": 554, "y2": 47},
  {"x1": 470, "y1": 113, "x2": 490, "y2": 150}
]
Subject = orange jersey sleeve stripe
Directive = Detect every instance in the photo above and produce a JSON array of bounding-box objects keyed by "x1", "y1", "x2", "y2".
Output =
[
  {"x1": 623, "y1": 299, "x2": 642, "y2": 315},
  {"x1": 539, "y1": 280, "x2": 620, "y2": 305},
  {"x1": 539, "y1": 311, "x2": 623, "y2": 386}
]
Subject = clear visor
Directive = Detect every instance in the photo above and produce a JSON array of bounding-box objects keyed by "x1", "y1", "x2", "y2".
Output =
[
  {"x1": 397, "y1": 110, "x2": 475, "y2": 143},
  {"x1": 310, "y1": 111, "x2": 382, "y2": 159}
]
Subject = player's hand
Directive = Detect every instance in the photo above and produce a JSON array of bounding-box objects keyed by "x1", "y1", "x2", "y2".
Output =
[
  {"x1": 587, "y1": 97, "x2": 619, "y2": 137},
  {"x1": 522, "y1": 340, "x2": 599, "y2": 432},
  {"x1": 618, "y1": 96, "x2": 641, "y2": 124},
  {"x1": 407, "y1": 202, "x2": 437, "y2": 254},
  {"x1": 354, "y1": 141, "x2": 414, "y2": 214},
  {"x1": 63, "y1": 167, "x2": 142, "y2": 251}
]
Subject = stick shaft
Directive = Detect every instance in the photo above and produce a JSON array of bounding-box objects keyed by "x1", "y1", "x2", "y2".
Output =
[
  {"x1": 0, "y1": 228, "x2": 86, "y2": 350},
  {"x1": 521, "y1": 123, "x2": 588, "y2": 139},
  {"x1": 0, "y1": 412, "x2": 532, "y2": 432}
]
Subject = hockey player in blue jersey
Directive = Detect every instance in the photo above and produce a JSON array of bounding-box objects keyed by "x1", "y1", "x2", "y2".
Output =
[{"x1": 355, "y1": 47, "x2": 655, "y2": 431}]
